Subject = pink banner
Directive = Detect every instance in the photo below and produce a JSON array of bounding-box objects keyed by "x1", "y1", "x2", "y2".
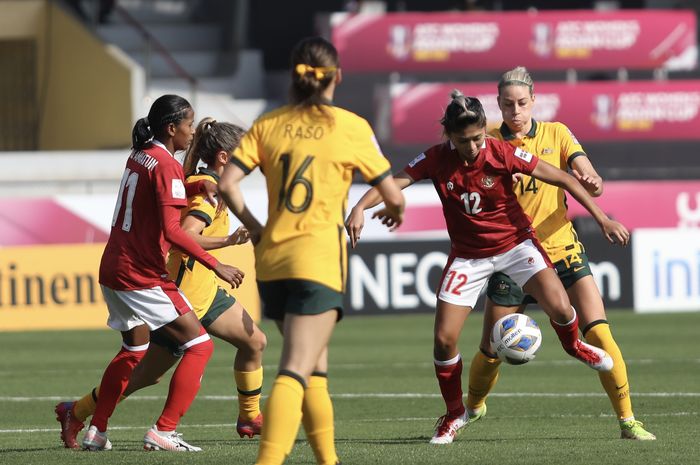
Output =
[
  {"x1": 398, "y1": 181, "x2": 700, "y2": 234},
  {"x1": 391, "y1": 80, "x2": 700, "y2": 143},
  {"x1": 332, "y1": 10, "x2": 697, "y2": 72}
]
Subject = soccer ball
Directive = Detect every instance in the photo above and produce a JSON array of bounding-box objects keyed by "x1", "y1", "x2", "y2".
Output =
[{"x1": 490, "y1": 313, "x2": 542, "y2": 365}]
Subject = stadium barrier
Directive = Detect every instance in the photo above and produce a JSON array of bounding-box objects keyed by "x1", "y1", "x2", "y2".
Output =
[
  {"x1": 389, "y1": 81, "x2": 700, "y2": 144},
  {"x1": 330, "y1": 9, "x2": 697, "y2": 72},
  {"x1": 0, "y1": 243, "x2": 259, "y2": 332}
]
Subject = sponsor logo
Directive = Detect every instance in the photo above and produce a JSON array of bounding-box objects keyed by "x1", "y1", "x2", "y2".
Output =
[
  {"x1": 573, "y1": 266, "x2": 585, "y2": 272},
  {"x1": 408, "y1": 152, "x2": 426, "y2": 168},
  {"x1": 171, "y1": 179, "x2": 186, "y2": 199}
]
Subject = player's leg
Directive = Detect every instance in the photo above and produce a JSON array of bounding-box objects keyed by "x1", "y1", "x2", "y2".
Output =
[
  {"x1": 301, "y1": 347, "x2": 339, "y2": 465},
  {"x1": 430, "y1": 255, "x2": 492, "y2": 444},
  {"x1": 82, "y1": 285, "x2": 152, "y2": 451},
  {"x1": 141, "y1": 283, "x2": 214, "y2": 452},
  {"x1": 568, "y1": 276, "x2": 655, "y2": 440},
  {"x1": 505, "y1": 240, "x2": 612, "y2": 372},
  {"x1": 466, "y1": 275, "x2": 526, "y2": 422},
  {"x1": 256, "y1": 311, "x2": 337, "y2": 465},
  {"x1": 204, "y1": 292, "x2": 266, "y2": 437}
]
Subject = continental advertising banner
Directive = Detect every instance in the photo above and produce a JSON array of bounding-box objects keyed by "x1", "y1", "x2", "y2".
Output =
[
  {"x1": 332, "y1": 10, "x2": 697, "y2": 72},
  {"x1": 0, "y1": 243, "x2": 259, "y2": 331},
  {"x1": 391, "y1": 80, "x2": 700, "y2": 144}
]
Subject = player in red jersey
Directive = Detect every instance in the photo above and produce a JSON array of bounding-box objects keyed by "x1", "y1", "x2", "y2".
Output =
[
  {"x1": 81, "y1": 95, "x2": 243, "y2": 452},
  {"x1": 346, "y1": 91, "x2": 630, "y2": 445}
]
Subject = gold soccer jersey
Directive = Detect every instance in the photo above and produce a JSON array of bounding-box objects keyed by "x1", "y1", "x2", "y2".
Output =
[
  {"x1": 231, "y1": 105, "x2": 391, "y2": 292},
  {"x1": 166, "y1": 170, "x2": 228, "y2": 318},
  {"x1": 489, "y1": 120, "x2": 586, "y2": 263}
]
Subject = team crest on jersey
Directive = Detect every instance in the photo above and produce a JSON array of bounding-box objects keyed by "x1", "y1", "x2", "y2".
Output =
[
  {"x1": 542, "y1": 148, "x2": 553, "y2": 155},
  {"x1": 408, "y1": 152, "x2": 426, "y2": 168},
  {"x1": 481, "y1": 176, "x2": 495, "y2": 189},
  {"x1": 514, "y1": 147, "x2": 533, "y2": 163},
  {"x1": 446, "y1": 181, "x2": 454, "y2": 191},
  {"x1": 527, "y1": 257, "x2": 535, "y2": 265}
]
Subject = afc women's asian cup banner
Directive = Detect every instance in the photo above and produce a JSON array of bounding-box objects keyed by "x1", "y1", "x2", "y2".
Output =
[
  {"x1": 331, "y1": 10, "x2": 697, "y2": 72},
  {"x1": 390, "y1": 80, "x2": 700, "y2": 144}
]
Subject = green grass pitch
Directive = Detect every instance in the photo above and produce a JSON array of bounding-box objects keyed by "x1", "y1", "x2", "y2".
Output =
[{"x1": 1, "y1": 310, "x2": 699, "y2": 464}]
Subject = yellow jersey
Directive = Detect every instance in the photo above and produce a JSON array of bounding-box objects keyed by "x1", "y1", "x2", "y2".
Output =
[
  {"x1": 166, "y1": 169, "x2": 229, "y2": 318},
  {"x1": 231, "y1": 104, "x2": 391, "y2": 291},
  {"x1": 489, "y1": 120, "x2": 586, "y2": 263}
]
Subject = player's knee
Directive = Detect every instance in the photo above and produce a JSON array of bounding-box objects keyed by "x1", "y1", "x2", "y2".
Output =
[
  {"x1": 184, "y1": 334, "x2": 214, "y2": 357},
  {"x1": 434, "y1": 331, "x2": 459, "y2": 354}
]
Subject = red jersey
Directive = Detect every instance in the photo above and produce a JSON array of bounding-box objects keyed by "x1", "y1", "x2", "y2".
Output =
[
  {"x1": 404, "y1": 138, "x2": 539, "y2": 258},
  {"x1": 100, "y1": 142, "x2": 188, "y2": 290}
]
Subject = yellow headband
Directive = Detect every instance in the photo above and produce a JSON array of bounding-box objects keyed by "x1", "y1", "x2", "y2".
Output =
[{"x1": 295, "y1": 63, "x2": 336, "y2": 80}]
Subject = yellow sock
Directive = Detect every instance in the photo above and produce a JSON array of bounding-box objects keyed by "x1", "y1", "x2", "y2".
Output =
[
  {"x1": 302, "y1": 374, "x2": 338, "y2": 465},
  {"x1": 466, "y1": 351, "x2": 501, "y2": 411},
  {"x1": 585, "y1": 323, "x2": 633, "y2": 420},
  {"x1": 255, "y1": 374, "x2": 305, "y2": 465},
  {"x1": 73, "y1": 387, "x2": 98, "y2": 422},
  {"x1": 234, "y1": 367, "x2": 263, "y2": 421}
]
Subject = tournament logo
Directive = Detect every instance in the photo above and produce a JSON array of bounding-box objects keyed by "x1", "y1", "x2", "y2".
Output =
[
  {"x1": 531, "y1": 23, "x2": 553, "y2": 57},
  {"x1": 387, "y1": 25, "x2": 412, "y2": 61},
  {"x1": 481, "y1": 176, "x2": 495, "y2": 189},
  {"x1": 541, "y1": 148, "x2": 553, "y2": 155}
]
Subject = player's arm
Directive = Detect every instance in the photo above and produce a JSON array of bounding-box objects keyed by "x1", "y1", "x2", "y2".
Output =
[
  {"x1": 345, "y1": 171, "x2": 412, "y2": 248},
  {"x1": 161, "y1": 204, "x2": 244, "y2": 287},
  {"x1": 529, "y1": 161, "x2": 629, "y2": 246},
  {"x1": 181, "y1": 214, "x2": 250, "y2": 250},
  {"x1": 569, "y1": 155, "x2": 603, "y2": 197},
  {"x1": 217, "y1": 162, "x2": 264, "y2": 244}
]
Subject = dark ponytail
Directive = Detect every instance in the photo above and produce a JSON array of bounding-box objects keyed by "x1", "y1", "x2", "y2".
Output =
[
  {"x1": 440, "y1": 90, "x2": 487, "y2": 136},
  {"x1": 132, "y1": 94, "x2": 192, "y2": 150}
]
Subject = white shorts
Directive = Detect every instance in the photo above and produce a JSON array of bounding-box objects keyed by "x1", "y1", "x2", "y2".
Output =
[
  {"x1": 437, "y1": 239, "x2": 550, "y2": 308},
  {"x1": 101, "y1": 282, "x2": 193, "y2": 331}
]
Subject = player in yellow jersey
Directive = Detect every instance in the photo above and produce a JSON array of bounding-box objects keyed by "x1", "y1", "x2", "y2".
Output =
[
  {"x1": 218, "y1": 37, "x2": 405, "y2": 465},
  {"x1": 55, "y1": 118, "x2": 268, "y2": 449},
  {"x1": 465, "y1": 67, "x2": 655, "y2": 440}
]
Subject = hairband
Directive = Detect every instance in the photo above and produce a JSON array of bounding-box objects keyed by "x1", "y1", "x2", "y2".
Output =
[{"x1": 295, "y1": 63, "x2": 336, "y2": 80}]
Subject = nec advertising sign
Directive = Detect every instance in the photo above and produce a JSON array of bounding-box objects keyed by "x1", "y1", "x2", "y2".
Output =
[
  {"x1": 345, "y1": 239, "x2": 450, "y2": 314},
  {"x1": 633, "y1": 229, "x2": 700, "y2": 313},
  {"x1": 343, "y1": 235, "x2": 632, "y2": 315}
]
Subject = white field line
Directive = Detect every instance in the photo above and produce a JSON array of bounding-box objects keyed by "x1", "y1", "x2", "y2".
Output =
[
  {"x1": 0, "y1": 357, "x2": 697, "y2": 378},
  {"x1": 1, "y1": 392, "x2": 699, "y2": 402},
  {"x1": 0, "y1": 411, "x2": 697, "y2": 434}
]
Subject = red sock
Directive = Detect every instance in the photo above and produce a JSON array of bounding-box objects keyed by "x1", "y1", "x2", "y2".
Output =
[
  {"x1": 155, "y1": 333, "x2": 214, "y2": 431},
  {"x1": 91, "y1": 346, "x2": 147, "y2": 432},
  {"x1": 550, "y1": 311, "x2": 580, "y2": 354},
  {"x1": 434, "y1": 357, "x2": 465, "y2": 416}
]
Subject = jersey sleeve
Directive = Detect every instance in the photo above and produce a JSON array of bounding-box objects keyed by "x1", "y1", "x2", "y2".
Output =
[
  {"x1": 498, "y1": 140, "x2": 539, "y2": 175},
  {"x1": 351, "y1": 119, "x2": 392, "y2": 186},
  {"x1": 154, "y1": 158, "x2": 188, "y2": 207},
  {"x1": 231, "y1": 122, "x2": 262, "y2": 175},
  {"x1": 187, "y1": 193, "x2": 216, "y2": 226},
  {"x1": 556, "y1": 123, "x2": 586, "y2": 168},
  {"x1": 403, "y1": 149, "x2": 432, "y2": 182}
]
